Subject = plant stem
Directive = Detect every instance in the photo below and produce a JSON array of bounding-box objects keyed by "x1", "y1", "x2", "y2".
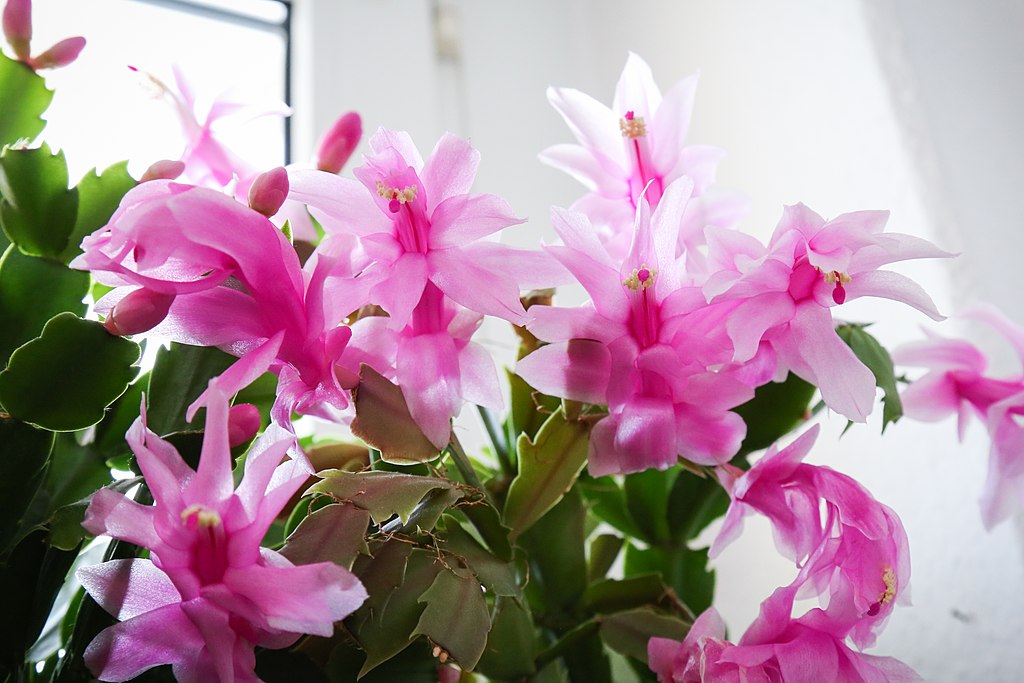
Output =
[{"x1": 477, "y1": 405, "x2": 512, "y2": 475}]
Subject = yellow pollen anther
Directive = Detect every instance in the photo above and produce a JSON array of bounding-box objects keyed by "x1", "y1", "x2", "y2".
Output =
[
  {"x1": 181, "y1": 504, "x2": 221, "y2": 528},
  {"x1": 820, "y1": 269, "x2": 851, "y2": 286},
  {"x1": 376, "y1": 180, "x2": 417, "y2": 205},
  {"x1": 879, "y1": 566, "x2": 896, "y2": 605},
  {"x1": 623, "y1": 265, "x2": 656, "y2": 291},
  {"x1": 619, "y1": 114, "x2": 647, "y2": 139}
]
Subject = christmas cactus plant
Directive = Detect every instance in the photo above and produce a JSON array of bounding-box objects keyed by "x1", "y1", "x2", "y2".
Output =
[{"x1": 1, "y1": 3, "x2": 1017, "y2": 682}]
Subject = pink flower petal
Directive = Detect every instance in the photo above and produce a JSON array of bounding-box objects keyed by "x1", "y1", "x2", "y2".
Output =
[
  {"x1": 421, "y1": 132, "x2": 480, "y2": 212},
  {"x1": 845, "y1": 270, "x2": 945, "y2": 321},
  {"x1": 546, "y1": 85, "x2": 624, "y2": 166},
  {"x1": 516, "y1": 339, "x2": 611, "y2": 405},
  {"x1": 78, "y1": 559, "x2": 182, "y2": 621},
  {"x1": 650, "y1": 73, "x2": 698, "y2": 177},
  {"x1": 82, "y1": 488, "x2": 160, "y2": 549},
  {"x1": 287, "y1": 169, "x2": 391, "y2": 237},
  {"x1": 429, "y1": 193, "x2": 524, "y2": 248},
  {"x1": 84, "y1": 602, "x2": 203, "y2": 682}
]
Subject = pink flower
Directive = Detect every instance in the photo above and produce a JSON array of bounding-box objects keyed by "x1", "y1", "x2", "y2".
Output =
[
  {"x1": 704, "y1": 203, "x2": 948, "y2": 421},
  {"x1": 894, "y1": 304, "x2": 1024, "y2": 528},
  {"x1": 541, "y1": 52, "x2": 745, "y2": 259},
  {"x1": 712, "y1": 425, "x2": 911, "y2": 649},
  {"x1": 288, "y1": 128, "x2": 562, "y2": 328},
  {"x1": 516, "y1": 182, "x2": 751, "y2": 475},
  {"x1": 341, "y1": 283, "x2": 502, "y2": 449},
  {"x1": 70, "y1": 180, "x2": 361, "y2": 423},
  {"x1": 139, "y1": 65, "x2": 289, "y2": 198},
  {"x1": 77, "y1": 384, "x2": 366, "y2": 682},
  {"x1": 3, "y1": 0, "x2": 85, "y2": 69}
]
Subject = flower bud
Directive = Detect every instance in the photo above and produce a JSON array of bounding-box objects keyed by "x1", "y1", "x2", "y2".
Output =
[
  {"x1": 103, "y1": 288, "x2": 175, "y2": 336},
  {"x1": 2, "y1": 0, "x2": 31, "y2": 60},
  {"x1": 247, "y1": 166, "x2": 289, "y2": 218},
  {"x1": 141, "y1": 159, "x2": 185, "y2": 183},
  {"x1": 315, "y1": 111, "x2": 361, "y2": 174},
  {"x1": 29, "y1": 35, "x2": 85, "y2": 69},
  {"x1": 227, "y1": 403, "x2": 261, "y2": 447}
]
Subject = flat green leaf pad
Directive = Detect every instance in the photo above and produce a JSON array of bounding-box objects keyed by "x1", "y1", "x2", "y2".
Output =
[
  {"x1": 0, "y1": 313, "x2": 140, "y2": 430},
  {"x1": 0, "y1": 143, "x2": 78, "y2": 259}
]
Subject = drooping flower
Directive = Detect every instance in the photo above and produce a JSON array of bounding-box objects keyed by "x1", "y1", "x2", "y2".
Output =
[
  {"x1": 2, "y1": 0, "x2": 85, "y2": 69},
  {"x1": 70, "y1": 180, "x2": 362, "y2": 423},
  {"x1": 894, "y1": 304, "x2": 1024, "y2": 528},
  {"x1": 704, "y1": 203, "x2": 948, "y2": 421},
  {"x1": 517, "y1": 181, "x2": 751, "y2": 475},
  {"x1": 711, "y1": 425, "x2": 911, "y2": 649},
  {"x1": 541, "y1": 52, "x2": 745, "y2": 259},
  {"x1": 136, "y1": 65, "x2": 290, "y2": 199},
  {"x1": 340, "y1": 282, "x2": 503, "y2": 449},
  {"x1": 288, "y1": 128, "x2": 563, "y2": 328},
  {"x1": 78, "y1": 384, "x2": 367, "y2": 682}
]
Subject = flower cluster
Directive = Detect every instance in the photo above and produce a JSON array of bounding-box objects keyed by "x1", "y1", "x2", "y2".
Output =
[
  {"x1": 518, "y1": 54, "x2": 948, "y2": 477},
  {"x1": 649, "y1": 425, "x2": 917, "y2": 681}
]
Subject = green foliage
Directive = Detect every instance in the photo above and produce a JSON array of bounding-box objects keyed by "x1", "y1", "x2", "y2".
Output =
[
  {"x1": 280, "y1": 503, "x2": 370, "y2": 570},
  {"x1": 0, "y1": 53, "x2": 53, "y2": 146},
  {"x1": 0, "y1": 144, "x2": 79, "y2": 259},
  {"x1": 837, "y1": 323, "x2": 903, "y2": 430},
  {"x1": 477, "y1": 596, "x2": 538, "y2": 679},
  {"x1": 146, "y1": 343, "x2": 235, "y2": 435},
  {"x1": 310, "y1": 470, "x2": 457, "y2": 525},
  {"x1": 598, "y1": 608, "x2": 689, "y2": 663},
  {"x1": 413, "y1": 566, "x2": 491, "y2": 670},
  {"x1": 0, "y1": 245, "x2": 89, "y2": 368},
  {"x1": 0, "y1": 416, "x2": 54, "y2": 557},
  {"x1": 733, "y1": 372, "x2": 817, "y2": 454},
  {"x1": 0, "y1": 314, "x2": 140, "y2": 431},
  {"x1": 504, "y1": 406, "x2": 590, "y2": 541},
  {"x1": 351, "y1": 364, "x2": 441, "y2": 464}
]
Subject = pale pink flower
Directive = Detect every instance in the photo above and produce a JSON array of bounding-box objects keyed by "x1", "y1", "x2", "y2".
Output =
[
  {"x1": 139, "y1": 65, "x2": 289, "y2": 199},
  {"x1": 71, "y1": 180, "x2": 361, "y2": 423},
  {"x1": 541, "y1": 52, "x2": 745, "y2": 259},
  {"x1": 704, "y1": 203, "x2": 948, "y2": 421},
  {"x1": 517, "y1": 182, "x2": 751, "y2": 475},
  {"x1": 78, "y1": 384, "x2": 366, "y2": 682},
  {"x1": 341, "y1": 283, "x2": 502, "y2": 449},
  {"x1": 288, "y1": 128, "x2": 563, "y2": 328},
  {"x1": 895, "y1": 304, "x2": 1024, "y2": 528}
]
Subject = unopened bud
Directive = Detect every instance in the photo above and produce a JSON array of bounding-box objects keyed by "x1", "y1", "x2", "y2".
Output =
[
  {"x1": 141, "y1": 159, "x2": 185, "y2": 183},
  {"x1": 437, "y1": 664, "x2": 460, "y2": 683},
  {"x1": 29, "y1": 35, "x2": 85, "y2": 70},
  {"x1": 103, "y1": 288, "x2": 175, "y2": 336},
  {"x1": 248, "y1": 166, "x2": 289, "y2": 217},
  {"x1": 2, "y1": 0, "x2": 31, "y2": 60},
  {"x1": 227, "y1": 403, "x2": 261, "y2": 447},
  {"x1": 315, "y1": 111, "x2": 361, "y2": 174}
]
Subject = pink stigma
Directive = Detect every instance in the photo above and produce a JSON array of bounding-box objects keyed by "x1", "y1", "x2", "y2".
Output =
[
  {"x1": 832, "y1": 283, "x2": 847, "y2": 305},
  {"x1": 388, "y1": 198, "x2": 401, "y2": 213},
  {"x1": 866, "y1": 601, "x2": 881, "y2": 617},
  {"x1": 624, "y1": 110, "x2": 635, "y2": 120},
  {"x1": 127, "y1": 64, "x2": 139, "y2": 72},
  {"x1": 637, "y1": 268, "x2": 651, "y2": 283}
]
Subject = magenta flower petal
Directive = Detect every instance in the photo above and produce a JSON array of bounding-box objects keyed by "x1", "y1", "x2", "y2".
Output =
[
  {"x1": 429, "y1": 193, "x2": 524, "y2": 249},
  {"x1": 846, "y1": 270, "x2": 944, "y2": 321},
  {"x1": 772, "y1": 305, "x2": 876, "y2": 422},
  {"x1": 78, "y1": 559, "x2": 182, "y2": 621},
  {"x1": 81, "y1": 488, "x2": 160, "y2": 549},
  {"x1": 516, "y1": 339, "x2": 611, "y2": 405},
  {"x1": 421, "y1": 132, "x2": 481, "y2": 212},
  {"x1": 84, "y1": 601, "x2": 204, "y2": 682},
  {"x1": 397, "y1": 332, "x2": 461, "y2": 448},
  {"x1": 428, "y1": 248, "x2": 528, "y2": 324},
  {"x1": 2, "y1": 0, "x2": 31, "y2": 59},
  {"x1": 287, "y1": 169, "x2": 391, "y2": 237},
  {"x1": 457, "y1": 341, "x2": 504, "y2": 410}
]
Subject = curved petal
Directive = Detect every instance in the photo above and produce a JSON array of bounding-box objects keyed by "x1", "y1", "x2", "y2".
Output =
[
  {"x1": 82, "y1": 488, "x2": 160, "y2": 549},
  {"x1": 845, "y1": 270, "x2": 945, "y2": 321},
  {"x1": 547, "y1": 86, "x2": 624, "y2": 165},
  {"x1": 515, "y1": 340, "x2": 611, "y2": 405},
  {"x1": 614, "y1": 397, "x2": 678, "y2": 473},
  {"x1": 650, "y1": 73, "x2": 698, "y2": 176},
  {"x1": 539, "y1": 144, "x2": 628, "y2": 196},
  {"x1": 612, "y1": 52, "x2": 663, "y2": 123},
  {"x1": 429, "y1": 193, "x2": 524, "y2": 248},
  {"x1": 84, "y1": 602, "x2": 203, "y2": 682},
  {"x1": 428, "y1": 249, "x2": 527, "y2": 324},
  {"x1": 287, "y1": 169, "x2": 391, "y2": 237},
  {"x1": 398, "y1": 333, "x2": 462, "y2": 448},
  {"x1": 421, "y1": 132, "x2": 480, "y2": 212},
  {"x1": 773, "y1": 304, "x2": 877, "y2": 422},
  {"x1": 458, "y1": 341, "x2": 504, "y2": 410},
  {"x1": 78, "y1": 559, "x2": 181, "y2": 621}
]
